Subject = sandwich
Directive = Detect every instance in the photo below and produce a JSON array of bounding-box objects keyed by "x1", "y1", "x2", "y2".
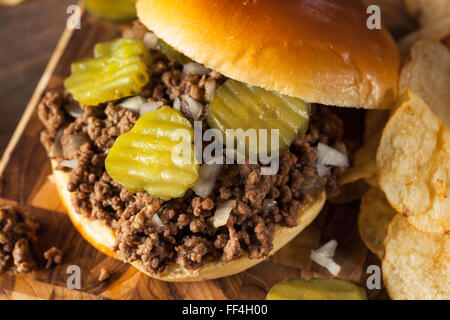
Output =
[{"x1": 38, "y1": 0, "x2": 400, "y2": 281}]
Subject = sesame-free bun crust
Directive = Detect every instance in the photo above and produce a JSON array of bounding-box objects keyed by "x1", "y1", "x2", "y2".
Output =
[
  {"x1": 52, "y1": 160, "x2": 325, "y2": 281},
  {"x1": 137, "y1": 0, "x2": 400, "y2": 109}
]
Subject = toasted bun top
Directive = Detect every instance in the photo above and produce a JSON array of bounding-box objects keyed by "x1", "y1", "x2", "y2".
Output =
[{"x1": 137, "y1": 0, "x2": 400, "y2": 109}]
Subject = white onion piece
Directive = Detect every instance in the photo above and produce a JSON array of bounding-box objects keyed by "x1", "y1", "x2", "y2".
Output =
[
  {"x1": 63, "y1": 134, "x2": 89, "y2": 155},
  {"x1": 317, "y1": 143, "x2": 349, "y2": 168},
  {"x1": 181, "y1": 95, "x2": 203, "y2": 120},
  {"x1": 152, "y1": 213, "x2": 164, "y2": 227},
  {"x1": 183, "y1": 62, "x2": 211, "y2": 75},
  {"x1": 60, "y1": 159, "x2": 78, "y2": 169},
  {"x1": 192, "y1": 163, "x2": 223, "y2": 198},
  {"x1": 173, "y1": 97, "x2": 181, "y2": 111},
  {"x1": 263, "y1": 199, "x2": 277, "y2": 212},
  {"x1": 316, "y1": 164, "x2": 329, "y2": 177},
  {"x1": 120, "y1": 96, "x2": 146, "y2": 113},
  {"x1": 64, "y1": 103, "x2": 84, "y2": 118},
  {"x1": 310, "y1": 239, "x2": 341, "y2": 276},
  {"x1": 49, "y1": 129, "x2": 64, "y2": 158},
  {"x1": 142, "y1": 32, "x2": 158, "y2": 50},
  {"x1": 140, "y1": 101, "x2": 163, "y2": 116},
  {"x1": 213, "y1": 200, "x2": 236, "y2": 228},
  {"x1": 204, "y1": 78, "x2": 216, "y2": 101}
]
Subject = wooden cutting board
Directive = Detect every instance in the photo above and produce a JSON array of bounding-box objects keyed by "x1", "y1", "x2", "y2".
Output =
[{"x1": 0, "y1": 5, "x2": 415, "y2": 300}]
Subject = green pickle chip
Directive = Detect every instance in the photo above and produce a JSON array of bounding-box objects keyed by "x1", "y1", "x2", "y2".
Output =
[
  {"x1": 157, "y1": 39, "x2": 192, "y2": 65},
  {"x1": 84, "y1": 0, "x2": 137, "y2": 22},
  {"x1": 266, "y1": 278, "x2": 367, "y2": 300},
  {"x1": 105, "y1": 106, "x2": 199, "y2": 201},
  {"x1": 207, "y1": 79, "x2": 309, "y2": 155},
  {"x1": 65, "y1": 38, "x2": 151, "y2": 106}
]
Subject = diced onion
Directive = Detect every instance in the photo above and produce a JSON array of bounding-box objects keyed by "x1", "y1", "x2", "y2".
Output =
[
  {"x1": 140, "y1": 101, "x2": 163, "y2": 116},
  {"x1": 213, "y1": 200, "x2": 236, "y2": 228},
  {"x1": 63, "y1": 134, "x2": 89, "y2": 155},
  {"x1": 204, "y1": 78, "x2": 216, "y2": 101},
  {"x1": 192, "y1": 163, "x2": 223, "y2": 198},
  {"x1": 317, "y1": 143, "x2": 349, "y2": 168},
  {"x1": 120, "y1": 96, "x2": 146, "y2": 113},
  {"x1": 152, "y1": 213, "x2": 164, "y2": 227},
  {"x1": 49, "y1": 129, "x2": 64, "y2": 158},
  {"x1": 181, "y1": 95, "x2": 203, "y2": 120},
  {"x1": 316, "y1": 164, "x2": 329, "y2": 177},
  {"x1": 310, "y1": 239, "x2": 341, "y2": 276},
  {"x1": 60, "y1": 159, "x2": 78, "y2": 169},
  {"x1": 64, "y1": 103, "x2": 84, "y2": 118},
  {"x1": 142, "y1": 32, "x2": 158, "y2": 50},
  {"x1": 173, "y1": 97, "x2": 181, "y2": 111},
  {"x1": 183, "y1": 62, "x2": 211, "y2": 75},
  {"x1": 263, "y1": 199, "x2": 277, "y2": 212}
]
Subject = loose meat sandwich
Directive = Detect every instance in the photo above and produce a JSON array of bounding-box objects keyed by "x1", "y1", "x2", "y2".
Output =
[{"x1": 38, "y1": 0, "x2": 400, "y2": 281}]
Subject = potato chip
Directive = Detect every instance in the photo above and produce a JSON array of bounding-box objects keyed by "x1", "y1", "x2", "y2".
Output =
[
  {"x1": 358, "y1": 188, "x2": 396, "y2": 259},
  {"x1": 398, "y1": 18, "x2": 450, "y2": 58},
  {"x1": 376, "y1": 89, "x2": 450, "y2": 234},
  {"x1": 339, "y1": 127, "x2": 381, "y2": 187},
  {"x1": 405, "y1": 0, "x2": 450, "y2": 27},
  {"x1": 399, "y1": 40, "x2": 450, "y2": 129},
  {"x1": 382, "y1": 215, "x2": 450, "y2": 300}
]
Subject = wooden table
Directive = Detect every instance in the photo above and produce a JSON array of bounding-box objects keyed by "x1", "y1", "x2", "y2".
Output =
[{"x1": 0, "y1": 0, "x2": 73, "y2": 155}]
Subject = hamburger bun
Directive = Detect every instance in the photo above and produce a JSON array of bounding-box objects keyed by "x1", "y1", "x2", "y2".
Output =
[
  {"x1": 52, "y1": 160, "x2": 326, "y2": 281},
  {"x1": 137, "y1": 0, "x2": 401, "y2": 109}
]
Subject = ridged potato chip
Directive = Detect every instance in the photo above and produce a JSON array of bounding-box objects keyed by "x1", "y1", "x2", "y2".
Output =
[
  {"x1": 405, "y1": 0, "x2": 450, "y2": 27},
  {"x1": 382, "y1": 215, "x2": 450, "y2": 300},
  {"x1": 398, "y1": 18, "x2": 450, "y2": 58},
  {"x1": 358, "y1": 188, "x2": 396, "y2": 259},
  {"x1": 376, "y1": 89, "x2": 450, "y2": 234},
  {"x1": 399, "y1": 40, "x2": 450, "y2": 129},
  {"x1": 339, "y1": 127, "x2": 381, "y2": 188},
  {"x1": 105, "y1": 106, "x2": 199, "y2": 200}
]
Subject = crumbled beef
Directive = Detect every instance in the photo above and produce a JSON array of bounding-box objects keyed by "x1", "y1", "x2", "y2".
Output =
[
  {"x1": 43, "y1": 247, "x2": 62, "y2": 269},
  {"x1": 0, "y1": 205, "x2": 38, "y2": 273},
  {"x1": 98, "y1": 267, "x2": 111, "y2": 282},
  {"x1": 38, "y1": 24, "x2": 347, "y2": 275},
  {"x1": 13, "y1": 238, "x2": 35, "y2": 273}
]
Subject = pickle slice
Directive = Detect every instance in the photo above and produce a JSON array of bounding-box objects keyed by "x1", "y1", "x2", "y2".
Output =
[
  {"x1": 85, "y1": 0, "x2": 137, "y2": 22},
  {"x1": 266, "y1": 278, "x2": 367, "y2": 300},
  {"x1": 157, "y1": 39, "x2": 192, "y2": 65},
  {"x1": 207, "y1": 79, "x2": 309, "y2": 155},
  {"x1": 105, "y1": 106, "x2": 199, "y2": 201},
  {"x1": 65, "y1": 38, "x2": 151, "y2": 106}
]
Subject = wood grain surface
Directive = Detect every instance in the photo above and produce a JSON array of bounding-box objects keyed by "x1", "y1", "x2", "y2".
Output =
[
  {"x1": 0, "y1": 2, "x2": 417, "y2": 300},
  {"x1": 0, "y1": 0, "x2": 74, "y2": 155}
]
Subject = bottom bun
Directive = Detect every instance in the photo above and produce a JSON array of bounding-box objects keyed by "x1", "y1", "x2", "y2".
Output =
[{"x1": 52, "y1": 160, "x2": 325, "y2": 282}]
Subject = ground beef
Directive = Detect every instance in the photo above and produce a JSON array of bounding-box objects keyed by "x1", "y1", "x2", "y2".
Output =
[
  {"x1": 37, "y1": 24, "x2": 347, "y2": 275},
  {"x1": 43, "y1": 247, "x2": 62, "y2": 269},
  {"x1": 0, "y1": 205, "x2": 38, "y2": 273}
]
